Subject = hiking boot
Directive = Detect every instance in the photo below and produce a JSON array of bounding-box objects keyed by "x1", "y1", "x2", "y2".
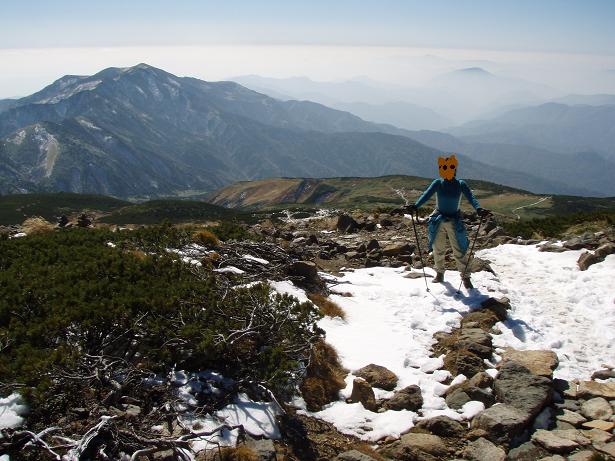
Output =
[
  {"x1": 462, "y1": 277, "x2": 474, "y2": 289},
  {"x1": 432, "y1": 272, "x2": 444, "y2": 283}
]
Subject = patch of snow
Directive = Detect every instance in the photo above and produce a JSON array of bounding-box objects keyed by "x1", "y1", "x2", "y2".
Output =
[
  {"x1": 78, "y1": 118, "x2": 101, "y2": 130},
  {"x1": 7, "y1": 130, "x2": 26, "y2": 145},
  {"x1": 106, "y1": 242, "x2": 116, "y2": 248},
  {"x1": 214, "y1": 266, "x2": 245, "y2": 275},
  {"x1": 0, "y1": 393, "x2": 28, "y2": 430},
  {"x1": 459, "y1": 401, "x2": 485, "y2": 419},
  {"x1": 242, "y1": 254, "x2": 269, "y2": 265},
  {"x1": 36, "y1": 80, "x2": 102, "y2": 104},
  {"x1": 9, "y1": 232, "x2": 27, "y2": 239},
  {"x1": 269, "y1": 280, "x2": 310, "y2": 303},
  {"x1": 477, "y1": 244, "x2": 615, "y2": 381}
]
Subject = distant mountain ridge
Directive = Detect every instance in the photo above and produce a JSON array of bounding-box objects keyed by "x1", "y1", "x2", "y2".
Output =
[{"x1": 0, "y1": 64, "x2": 599, "y2": 198}]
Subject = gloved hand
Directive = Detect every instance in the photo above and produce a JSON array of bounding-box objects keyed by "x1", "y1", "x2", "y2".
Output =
[{"x1": 476, "y1": 207, "x2": 491, "y2": 218}]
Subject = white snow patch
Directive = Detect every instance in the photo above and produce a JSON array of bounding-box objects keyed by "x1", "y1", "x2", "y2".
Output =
[
  {"x1": 269, "y1": 280, "x2": 310, "y2": 303},
  {"x1": 0, "y1": 393, "x2": 28, "y2": 429},
  {"x1": 214, "y1": 266, "x2": 245, "y2": 274},
  {"x1": 477, "y1": 244, "x2": 615, "y2": 381},
  {"x1": 9, "y1": 233, "x2": 27, "y2": 239},
  {"x1": 36, "y1": 80, "x2": 102, "y2": 103},
  {"x1": 78, "y1": 118, "x2": 101, "y2": 130},
  {"x1": 306, "y1": 266, "x2": 496, "y2": 440},
  {"x1": 242, "y1": 254, "x2": 269, "y2": 265}
]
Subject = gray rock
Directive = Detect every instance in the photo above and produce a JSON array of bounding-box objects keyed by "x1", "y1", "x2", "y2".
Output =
[
  {"x1": 463, "y1": 437, "x2": 505, "y2": 461},
  {"x1": 567, "y1": 451, "x2": 598, "y2": 461},
  {"x1": 580, "y1": 397, "x2": 613, "y2": 421},
  {"x1": 494, "y1": 362, "x2": 552, "y2": 419},
  {"x1": 577, "y1": 381, "x2": 615, "y2": 399},
  {"x1": 446, "y1": 388, "x2": 472, "y2": 409},
  {"x1": 507, "y1": 441, "x2": 549, "y2": 461},
  {"x1": 537, "y1": 456, "x2": 566, "y2": 461},
  {"x1": 384, "y1": 385, "x2": 423, "y2": 411},
  {"x1": 556, "y1": 409, "x2": 587, "y2": 427},
  {"x1": 335, "y1": 449, "x2": 377, "y2": 461},
  {"x1": 398, "y1": 433, "x2": 447, "y2": 457},
  {"x1": 382, "y1": 243, "x2": 414, "y2": 257},
  {"x1": 471, "y1": 404, "x2": 529, "y2": 444},
  {"x1": 531, "y1": 429, "x2": 580, "y2": 453},
  {"x1": 499, "y1": 349, "x2": 559, "y2": 378},
  {"x1": 288, "y1": 261, "x2": 318, "y2": 281},
  {"x1": 354, "y1": 364, "x2": 398, "y2": 391},
  {"x1": 415, "y1": 416, "x2": 465, "y2": 437},
  {"x1": 337, "y1": 214, "x2": 359, "y2": 233},
  {"x1": 581, "y1": 428, "x2": 613, "y2": 443},
  {"x1": 595, "y1": 442, "x2": 615, "y2": 458}
]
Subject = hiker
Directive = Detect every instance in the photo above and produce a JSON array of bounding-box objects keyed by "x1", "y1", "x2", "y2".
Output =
[{"x1": 406, "y1": 154, "x2": 490, "y2": 289}]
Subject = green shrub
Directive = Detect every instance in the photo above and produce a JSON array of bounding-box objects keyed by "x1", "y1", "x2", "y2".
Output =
[
  {"x1": 0, "y1": 227, "x2": 321, "y2": 419},
  {"x1": 503, "y1": 212, "x2": 615, "y2": 239}
]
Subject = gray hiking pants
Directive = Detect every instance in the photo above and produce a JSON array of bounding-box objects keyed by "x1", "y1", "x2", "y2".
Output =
[{"x1": 432, "y1": 220, "x2": 470, "y2": 274}]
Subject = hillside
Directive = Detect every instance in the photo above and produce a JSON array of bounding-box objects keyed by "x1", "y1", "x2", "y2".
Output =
[{"x1": 208, "y1": 175, "x2": 615, "y2": 219}]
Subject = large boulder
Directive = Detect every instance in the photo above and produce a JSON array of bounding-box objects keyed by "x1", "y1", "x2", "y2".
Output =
[
  {"x1": 398, "y1": 433, "x2": 448, "y2": 457},
  {"x1": 354, "y1": 364, "x2": 398, "y2": 391},
  {"x1": 531, "y1": 429, "x2": 588, "y2": 453},
  {"x1": 288, "y1": 260, "x2": 318, "y2": 281},
  {"x1": 384, "y1": 385, "x2": 423, "y2": 411},
  {"x1": 479, "y1": 297, "x2": 511, "y2": 322},
  {"x1": 453, "y1": 328, "x2": 493, "y2": 359},
  {"x1": 335, "y1": 450, "x2": 377, "y2": 461},
  {"x1": 471, "y1": 404, "x2": 530, "y2": 444},
  {"x1": 499, "y1": 349, "x2": 559, "y2": 378},
  {"x1": 494, "y1": 362, "x2": 552, "y2": 419},
  {"x1": 444, "y1": 349, "x2": 485, "y2": 378}
]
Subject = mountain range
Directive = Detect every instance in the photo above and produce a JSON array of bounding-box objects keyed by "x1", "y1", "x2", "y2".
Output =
[{"x1": 0, "y1": 64, "x2": 612, "y2": 198}]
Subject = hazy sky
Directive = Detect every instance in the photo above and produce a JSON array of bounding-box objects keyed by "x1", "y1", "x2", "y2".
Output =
[{"x1": 1, "y1": 1, "x2": 615, "y2": 97}]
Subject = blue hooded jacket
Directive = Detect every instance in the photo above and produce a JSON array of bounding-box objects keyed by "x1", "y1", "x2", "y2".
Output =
[{"x1": 414, "y1": 178, "x2": 481, "y2": 254}]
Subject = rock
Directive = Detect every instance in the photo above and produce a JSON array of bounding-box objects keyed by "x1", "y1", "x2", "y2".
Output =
[
  {"x1": 288, "y1": 261, "x2": 318, "y2": 281},
  {"x1": 556, "y1": 409, "x2": 587, "y2": 427},
  {"x1": 354, "y1": 364, "x2": 398, "y2": 391},
  {"x1": 349, "y1": 378, "x2": 377, "y2": 411},
  {"x1": 245, "y1": 438, "x2": 276, "y2": 461},
  {"x1": 539, "y1": 243, "x2": 568, "y2": 253},
  {"x1": 499, "y1": 349, "x2": 559, "y2": 378},
  {"x1": 334, "y1": 449, "x2": 377, "y2": 461},
  {"x1": 567, "y1": 451, "x2": 597, "y2": 461},
  {"x1": 577, "y1": 381, "x2": 615, "y2": 399},
  {"x1": 507, "y1": 441, "x2": 549, "y2": 461},
  {"x1": 591, "y1": 368, "x2": 615, "y2": 380},
  {"x1": 549, "y1": 429, "x2": 591, "y2": 446},
  {"x1": 384, "y1": 385, "x2": 423, "y2": 411},
  {"x1": 455, "y1": 328, "x2": 493, "y2": 359},
  {"x1": 537, "y1": 456, "x2": 566, "y2": 461},
  {"x1": 415, "y1": 416, "x2": 465, "y2": 437},
  {"x1": 380, "y1": 217, "x2": 394, "y2": 227},
  {"x1": 468, "y1": 257, "x2": 494, "y2": 274},
  {"x1": 463, "y1": 437, "x2": 505, "y2": 461},
  {"x1": 494, "y1": 361, "x2": 552, "y2": 419},
  {"x1": 577, "y1": 251, "x2": 604, "y2": 271},
  {"x1": 381, "y1": 243, "x2": 415, "y2": 257},
  {"x1": 398, "y1": 433, "x2": 448, "y2": 457},
  {"x1": 337, "y1": 214, "x2": 359, "y2": 233},
  {"x1": 479, "y1": 297, "x2": 511, "y2": 321},
  {"x1": 444, "y1": 349, "x2": 485, "y2": 378},
  {"x1": 595, "y1": 442, "x2": 615, "y2": 458},
  {"x1": 404, "y1": 271, "x2": 432, "y2": 279},
  {"x1": 581, "y1": 420, "x2": 615, "y2": 431},
  {"x1": 471, "y1": 404, "x2": 530, "y2": 444},
  {"x1": 595, "y1": 242, "x2": 615, "y2": 258},
  {"x1": 366, "y1": 239, "x2": 380, "y2": 251},
  {"x1": 446, "y1": 388, "x2": 472, "y2": 409},
  {"x1": 553, "y1": 379, "x2": 578, "y2": 399},
  {"x1": 580, "y1": 397, "x2": 613, "y2": 421},
  {"x1": 532, "y1": 429, "x2": 580, "y2": 453},
  {"x1": 581, "y1": 428, "x2": 613, "y2": 443}
]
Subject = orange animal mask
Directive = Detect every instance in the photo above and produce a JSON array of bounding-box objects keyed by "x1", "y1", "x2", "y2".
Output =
[{"x1": 438, "y1": 155, "x2": 458, "y2": 181}]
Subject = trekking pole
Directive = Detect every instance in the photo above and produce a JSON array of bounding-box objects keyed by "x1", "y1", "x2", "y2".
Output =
[
  {"x1": 456, "y1": 214, "x2": 485, "y2": 294},
  {"x1": 410, "y1": 209, "x2": 430, "y2": 292}
]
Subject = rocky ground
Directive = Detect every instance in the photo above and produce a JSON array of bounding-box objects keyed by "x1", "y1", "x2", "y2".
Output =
[{"x1": 3, "y1": 210, "x2": 615, "y2": 460}]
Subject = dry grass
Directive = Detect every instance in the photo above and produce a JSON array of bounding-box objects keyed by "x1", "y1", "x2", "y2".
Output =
[
  {"x1": 331, "y1": 291, "x2": 353, "y2": 297},
  {"x1": 308, "y1": 293, "x2": 346, "y2": 320},
  {"x1": 193, "y1": 229, "x2": 219, "y2": 247},
  {"x1": 300, "y1": 340, "x2": 348, "y2": 411},
  {"x1": 21, "y1": 217, "x2": 55, "y2": 235},
  {"x1": 128, "y1": 250, "x2": 148, "y2": 261}
]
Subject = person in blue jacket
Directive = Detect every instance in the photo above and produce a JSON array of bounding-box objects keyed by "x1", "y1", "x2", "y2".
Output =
[{"x1": 406, "y1": 155, "x2": 490, "y2": 288}]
